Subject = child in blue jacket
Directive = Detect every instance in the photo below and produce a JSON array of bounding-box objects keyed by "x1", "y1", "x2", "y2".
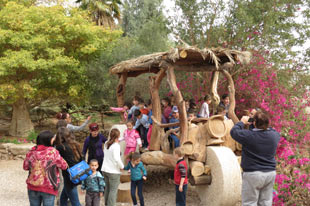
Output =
[
  {"x1": 81, "y1": 159, "x2": 105, "y2": 206},
  {"x1": 124, "y1": 152, "x2": 147, "y2": 206}
]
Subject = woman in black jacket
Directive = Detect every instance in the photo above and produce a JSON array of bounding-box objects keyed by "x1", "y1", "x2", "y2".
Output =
[{"x1": 55, "y1": 127, "x2": 82, "y2": 206}]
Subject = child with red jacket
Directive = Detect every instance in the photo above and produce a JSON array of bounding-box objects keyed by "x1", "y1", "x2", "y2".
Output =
[
  {"x1": 174, "y1": 147, "x2": 188, "y2": 206},
  {"x1": 23, "y1": 131, "x2": 67, "y2": 206}
]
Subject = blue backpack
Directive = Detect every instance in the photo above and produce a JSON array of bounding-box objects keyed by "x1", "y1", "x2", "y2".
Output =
[{"x1": 67, "y1": 160, "x2": 92, "y2": 184}]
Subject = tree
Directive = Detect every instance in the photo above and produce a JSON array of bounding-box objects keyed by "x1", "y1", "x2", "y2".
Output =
[
  {"x1": 76, "y1": 0, "x2": 122, "y2": 28},
  {"x1": 0, "y1": 2, "x2": 121, "y2": 136}
]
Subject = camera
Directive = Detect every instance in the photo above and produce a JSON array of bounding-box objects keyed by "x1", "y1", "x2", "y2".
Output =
[{"x1": 248, "y1": 117, "x2": 254, "y2": 123}]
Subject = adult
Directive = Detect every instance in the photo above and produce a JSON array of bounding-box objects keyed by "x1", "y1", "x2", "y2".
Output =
[
  {"x1": 248, "y1": 108, "x2": 261, "y2": 130},
  {"x1": 55, "y1": 127, "x2": 83, "y2": 206},
  {"x1": 230, "y1": 112, "x2": 280, "y2": 206},
  {"x1": 56, "y1": 112, "x2": 91, "y2": 132},
  {"x1": 23, "y1": 131, "x2": 67, "y2": 206},
  {"x1": 101, "y1": 128, "x2": 124, "y2": 206},
  {"x1": 82, "y1": 123, "x2": 107, "y2": 172}
]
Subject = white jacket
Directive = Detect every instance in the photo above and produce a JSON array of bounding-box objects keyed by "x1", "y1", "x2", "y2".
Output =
[{"x1": 101, "y1": 142, "x2": 124, "y2": 174}]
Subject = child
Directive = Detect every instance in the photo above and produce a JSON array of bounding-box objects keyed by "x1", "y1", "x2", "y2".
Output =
[
  {"x1": 174, "y1": 147, "x2": 188, "y2": 206},
  {"x1": 134, "y1": 110, "x2": 150, "y2": 149},
  {"x1": 162, "y1": 97, "x2": 172, "y2": 123},
  {"x1": 110, "y1": 103, "x2": 130, "y2": 121},
  {"x1": 119, "y1": 121, "x2": 142, "y2": 156},
  {"x1": 128, "y1": 96, "x2": 141, "y2": 120},
  {"x1": 198, "y1": 94, "x2": 211, "y2": 118},
  {"x1": 82, "y1": 123, "x2": 107, "y2": 172},
  {"x1": 170, "y1": 106, "x2": 180, "y2": 148},
  {"x1": 146, "y1": 99, "x2": 153, "y2": 148},
  {"x1": 23, "y1": 131, "x2": 68, "y2": 206},
  {"x1": 187, "y1": 108, "x2": 197, "y2": 121},
  {"x1": 139, "y1": 100, "x2": 149, "y2": 115},
  {"x1": 124, "y1": 152, "x2": 147, "y2": 206},
  {"x1": 81, "y1": 159, "x2": 105, "y2": 206},
  {"x1": 216, "y1": 105, "x2": 228, "y2": 120}
]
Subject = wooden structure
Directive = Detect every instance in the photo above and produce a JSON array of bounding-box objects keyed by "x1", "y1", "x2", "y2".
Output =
[{"x1": 110, "y1": 46, "x2": 251, "y2": 206}]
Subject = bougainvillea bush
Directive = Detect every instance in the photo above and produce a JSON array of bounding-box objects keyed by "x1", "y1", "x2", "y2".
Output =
[{"x1": 174, "y1": 51, "x2": 310, "y2": 205}]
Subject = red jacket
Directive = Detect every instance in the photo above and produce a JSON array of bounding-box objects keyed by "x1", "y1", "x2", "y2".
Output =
[
  {"x1": 174, "y1": 158, "x2": 188, "y2": 185},
  {"x1": 23, "y1": 145, "x2": 67, "y2": 195}
]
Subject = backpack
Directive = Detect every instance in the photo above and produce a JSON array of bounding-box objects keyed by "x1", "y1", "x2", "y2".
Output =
[{"x1": 67, "y1": 160, "x2": 92, "y2": 184}]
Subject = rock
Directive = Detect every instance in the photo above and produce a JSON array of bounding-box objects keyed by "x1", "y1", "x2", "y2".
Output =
[
  {"x1": 0, "y1": 149, "x2": 7, "y2": 154},
  {"x1": 0, "y1": 143, "x2": 14, "y2": 150},
  {"x1": 8, "y1": 143, "x2": 35, "y2": 156}
]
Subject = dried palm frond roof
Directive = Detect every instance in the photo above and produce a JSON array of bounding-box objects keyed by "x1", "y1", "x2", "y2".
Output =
[{"x1": 110, "y1": 47, "x2": 252, "y2": 77}]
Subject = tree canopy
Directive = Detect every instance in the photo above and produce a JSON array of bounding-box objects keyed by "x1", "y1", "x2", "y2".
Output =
[{"x1": 0, "y1": 1, "x2": 121, "y2": 136}]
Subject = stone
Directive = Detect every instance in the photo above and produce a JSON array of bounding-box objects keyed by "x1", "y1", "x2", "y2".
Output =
[
  {"x1": 0, "y1": 149, "x2": 7, "y2": 154},
  {"x1": 8, "y1": 143, "x2": 35, "y2": 156},
  {"x1": 0, "y1": 143, "x2": 14, "y2": 150},
  {"x1": 195, "y1": 146, "x2": 242, "y2": 206}
]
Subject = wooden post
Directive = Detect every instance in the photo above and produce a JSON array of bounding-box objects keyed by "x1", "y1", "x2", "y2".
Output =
[
  {"x1": 116, "y1": 73, "x2": 127, "y2": 122},
  {"x1": 166, "y1": 65, "x2": 188, "y2": 144},
  {"x1": 149, "y1": 69, "x2": 166, "y2": 151},
  {"x1": 189, "y1": 175, "x2": 212, "y2": 185},
  {"x1": 210, "y1": 71, "x2": 220, "y2": 115}
]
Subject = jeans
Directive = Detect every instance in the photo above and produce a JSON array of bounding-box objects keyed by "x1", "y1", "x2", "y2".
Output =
[
  {"x1": 85, "y1": 191, "x2": 100, "y2": 206},
  {"x1": 28, "y1": 189, "x2": 55, "y2": 206},
  {"x1": 103, "y1": 172, "x2": 120, "y2": 206},
  {"x1": 131, "y1": 179, "x2": 144, "y2": 206},
  {"x1": 242, "y1": 171, "x2": 276, "y2": 206},
  {"x1": 175, "y1": 184, "x2": 187, "y2": 206},
  {"x1": 60, "y1": 185, "x2": 80, "y2": 206},
  {"x1": 171, "y1": 134, "x2": 180, "y2": 148},
  {"x1": 138, "y1": 125, "x2": 148, "y2": 148}
]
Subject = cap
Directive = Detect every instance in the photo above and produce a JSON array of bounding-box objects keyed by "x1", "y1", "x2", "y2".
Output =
[
  {"x1": 89, "y1": 123, "x2": 99, "y2": 131},
  {"x1": 172, "y1": 106, "x2": 178, "y2": 113}
]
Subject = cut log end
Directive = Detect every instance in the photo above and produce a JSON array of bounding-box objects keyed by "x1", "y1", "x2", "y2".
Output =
[
  {"x1": 182, "y1": 141, "x2": 194, "y2": 155},
  {"x1": 189, "y1": 161, "x2": 205, "y2": 177}
]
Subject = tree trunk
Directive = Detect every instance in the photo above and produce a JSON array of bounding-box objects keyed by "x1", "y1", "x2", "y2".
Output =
[
  {"x1": 210, "y1": 71, "x2": 220, "y2": 115},
  {"x1": 188, "y1": 123, "x2": 207, "y2": 162},
  {"x1": 149, "y1": 69, "x2": 166, "y2": 151},
  {"x1": 9, "y1": 97, "x2": 34, "y2": 137},
  {"x1": 116, "y1": 73, "x2": 127, "y2": 122},
  {"x1": 141, "y1": 151, "x2": 177, "y2": 168},
  {"x1": 166, "y1": 66, "x2": 188, "y2": 144}
]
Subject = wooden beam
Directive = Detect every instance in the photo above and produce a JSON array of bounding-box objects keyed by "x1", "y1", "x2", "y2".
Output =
[
  {"x1": 210, "y1": 71, "x2": 220, "y2": 115},
  {"x1": 174, "y1": 64, "x2": 217, "y2": 72},
  {"x1": 166, "y1": 65, "x2": 188, "y2": 145},
  {"x1": 116, "y1": 73, "x2": 127, "y2": 122},
  {"x1": 149, "y1": 69, "x2": 166, "y2": 151},
  {"x1": 141, "y1": 151, "x2": 177, "y2": 168},
  {"x1": 189, "y1": 175, "x2": 212, "y2": 185}
]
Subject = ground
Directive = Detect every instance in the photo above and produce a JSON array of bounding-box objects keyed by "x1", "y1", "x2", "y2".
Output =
[{"x1": 0, "y1": 160, "x2": 203, "y2": 206}]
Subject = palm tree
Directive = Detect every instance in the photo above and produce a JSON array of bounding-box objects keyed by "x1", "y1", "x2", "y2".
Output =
[{"x1": 76, "y1": 0, "x2": 122, "y2": 28}]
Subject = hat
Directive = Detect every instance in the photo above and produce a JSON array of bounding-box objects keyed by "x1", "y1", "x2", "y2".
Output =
[
  {"x1": 89, "y1": 123, "x2": 99, "y2": 131},
  {"x1": 172, "y1": 106, "x2": 178, "y2": 113}
]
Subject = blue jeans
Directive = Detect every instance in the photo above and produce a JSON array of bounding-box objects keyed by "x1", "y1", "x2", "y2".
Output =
[
  {"x1": 131, "y1": 179, "x2": 144, "y2": 206},
  {"x1": 28, "y1": 189, "x2": 55, "y2": 206},
  {"x1": 60, "y1": 185, "x2": 80, "y2": 206},
  {"x1": 171, "y1": 134, "x2": 180, "y2": 148},
  {"x1": 175, "y1": 184, "x2": 187, "y2": 206}
]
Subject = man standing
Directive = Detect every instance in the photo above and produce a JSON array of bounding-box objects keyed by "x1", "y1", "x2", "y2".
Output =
[{"x1": 230, "y1": 112, "x2": 280, "y2": 206}]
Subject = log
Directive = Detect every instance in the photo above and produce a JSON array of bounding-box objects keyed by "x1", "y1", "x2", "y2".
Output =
[
  {"x1": 222, "y1": 119, "x2": 236, "y2": 151},
  {"x1": 141, "y1": 151, "x2": 177, "y2": 168},
  {"x1": 189, "y1": 161, "x2": 205, "y2": 177},
  {"x1": 207, "y1": 138, "x2": 224, "y2": 146},
  {"x1": 182, "y1": 124, "x2": 198, "y2": 155},
  {"x1": 166, "y1": 66, "x2": 188, "y2": 144},
  {"x1": 149, "y1": 69, "x2": 166, "y2": 151},
  {"x1": 189, "y1": 123, "x2": 207, "y2": 162},
  {"x1": 189, "y1": 175, "x2": 212, "y2": 185},
  {"x1": 117, "y1": 182, "x2": 132, "y2": 203},
  {"x1": 205, "y1": 115, "x2": 227, "y2": 138},
  {"x1": 204, "y1": 165, "x2": 211, "y2": 175},
  {"x1": 116, "y1": 73, "x2": 127, "y2": 122},
  {"x1": 151, "y1": 116, "x2": 180, "y2": 128}
]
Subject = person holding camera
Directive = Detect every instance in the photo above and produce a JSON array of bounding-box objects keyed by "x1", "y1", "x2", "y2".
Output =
[{"x1": 230, "y1": 111, "x2": 280, "y2": 206}]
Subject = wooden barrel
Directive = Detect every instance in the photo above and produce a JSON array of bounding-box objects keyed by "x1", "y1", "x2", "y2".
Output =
[{"x1": 205, "y1": 115, "x2": 227, "y2": 138}]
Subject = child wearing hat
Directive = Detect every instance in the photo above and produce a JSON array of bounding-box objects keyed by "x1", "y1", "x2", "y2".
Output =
[{"x1": 82, "y1": 123, "x2": 107, "y2": 171}]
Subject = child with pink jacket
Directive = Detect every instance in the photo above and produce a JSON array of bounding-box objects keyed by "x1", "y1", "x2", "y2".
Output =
[{"x1": 120, "y1": 121, "x2": 142, "y2": 156}]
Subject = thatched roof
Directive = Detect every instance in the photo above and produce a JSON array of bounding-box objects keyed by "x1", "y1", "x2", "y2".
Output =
[{"x1": 110, "y1": 47, "x2": 252, "y2": 77}]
